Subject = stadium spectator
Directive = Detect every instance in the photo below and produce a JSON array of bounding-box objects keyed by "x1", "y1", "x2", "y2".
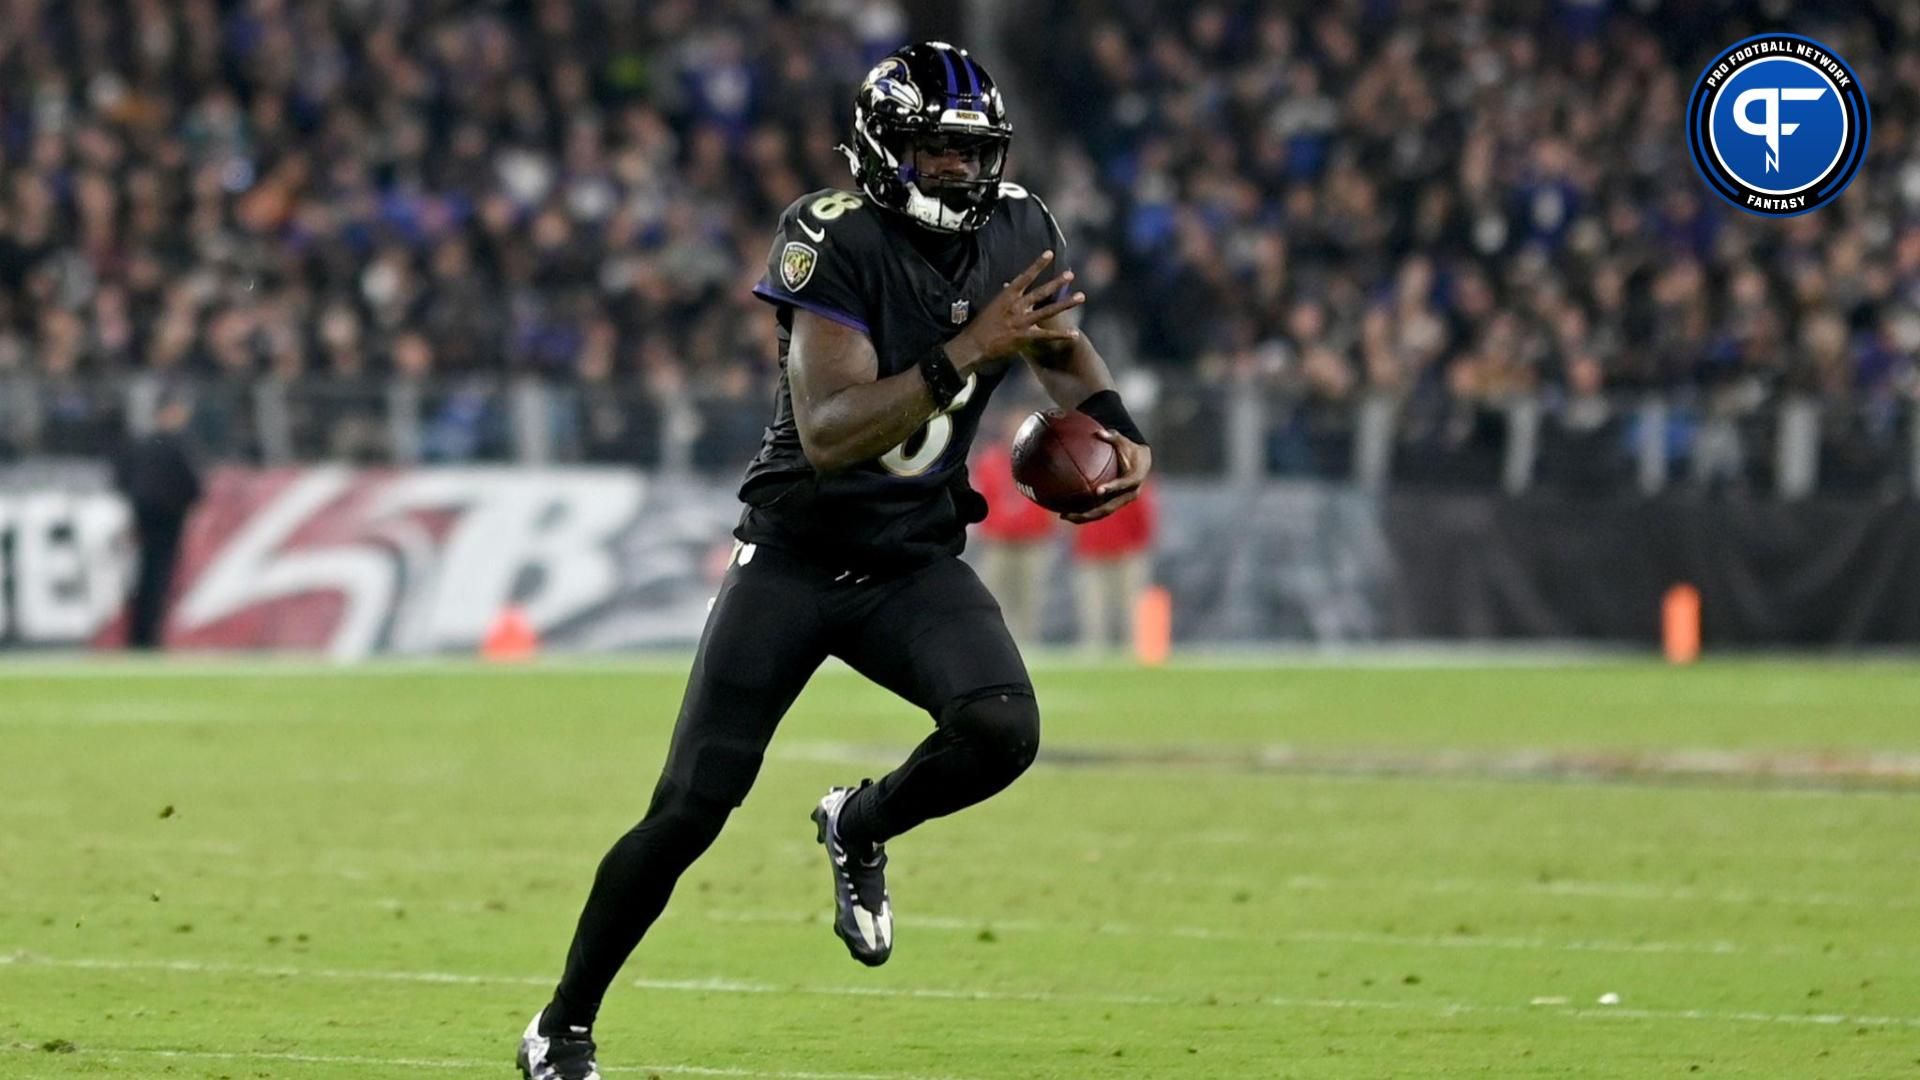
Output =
[
  {"x1": 971, "y1": 408, "x2": 1059, "y2": 643},
  {"x1": 110, "y1": 389, "x2": 202, "y2": 649},
  {"x1": 1071, "y1": 482, "x2": 1157, "y2": 655}
]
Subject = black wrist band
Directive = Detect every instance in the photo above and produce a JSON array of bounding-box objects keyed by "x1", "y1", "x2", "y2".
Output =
[
  {"x1": 1077, "y1": 389, "x2": 1148, "y2": 446},
  {"x1": 919, "y1": 342, "x2": 966, "y2": 411}
]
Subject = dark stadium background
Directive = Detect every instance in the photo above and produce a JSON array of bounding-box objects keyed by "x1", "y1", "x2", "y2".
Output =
[{"x1": 1, "y1": 0, "x2": 1917, "y2": 651}]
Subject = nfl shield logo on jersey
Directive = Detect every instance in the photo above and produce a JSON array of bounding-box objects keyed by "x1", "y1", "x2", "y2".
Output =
[
  {"x1": 950, "y1": 298, "x2": 970, "y2": 325},
  {"x1": 780, "y1": 242, "x2": 817, "y2": 291}
]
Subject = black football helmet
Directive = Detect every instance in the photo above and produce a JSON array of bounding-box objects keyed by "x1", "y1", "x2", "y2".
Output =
[{"x1": 840, "y1": 42, "x2": 1013, "y2": 233}]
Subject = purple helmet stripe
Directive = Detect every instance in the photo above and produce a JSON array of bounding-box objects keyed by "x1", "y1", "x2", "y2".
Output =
[
  {"x1": 936, "y1": 48, "x2": 960, "y2": 107},
  {"x1": 961, "y1": 54, "x2": 981, "y2": 99}
]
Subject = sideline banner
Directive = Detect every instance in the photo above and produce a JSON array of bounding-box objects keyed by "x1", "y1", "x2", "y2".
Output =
[
  {"x1": 4, "y1": 467, "x2": 1917, "y2": 653},
  {"x1": 1383, "y1": 493, "x2": 1920, "y2": 645},
  {"x1": 0, "y1": 488, "x2": 129, "y2": 646},
  {"x1": 0, "y1": 466, "x2": 739, "y2": 658},
  {"x1": 162, "y1": 468, "x2": 740, "y2": 659}
]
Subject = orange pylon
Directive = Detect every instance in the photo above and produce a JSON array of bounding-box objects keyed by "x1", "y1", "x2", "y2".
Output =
[
  {"x1": 482, "y1": 605, "x2": 539, "y2": 662},
  {"x1": 1662, "y1": 584, "x2": 1700, "y2": 665},
  {"x1": 1133, "y1": 585, "x2": 1173, "y2": 666}
]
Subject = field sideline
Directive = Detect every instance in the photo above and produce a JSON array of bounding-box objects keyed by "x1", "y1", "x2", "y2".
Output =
[{"x1": 2, "y1": 657, "x2": 1917, "y2": 1077}]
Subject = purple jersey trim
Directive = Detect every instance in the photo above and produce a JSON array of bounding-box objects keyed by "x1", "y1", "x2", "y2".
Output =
[{"x1": 752, "y1": 282, "x2": 871, "y2": 335}]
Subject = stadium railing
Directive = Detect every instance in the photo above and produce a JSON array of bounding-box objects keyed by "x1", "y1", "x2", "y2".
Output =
[{"x1": 1, "y1": 371, "x2": 1916, "y2": 499}]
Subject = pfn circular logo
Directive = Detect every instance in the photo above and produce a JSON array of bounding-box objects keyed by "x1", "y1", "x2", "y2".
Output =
[{"x1": 1687, "y1": 34, "x2": 1869, "y2": 217}]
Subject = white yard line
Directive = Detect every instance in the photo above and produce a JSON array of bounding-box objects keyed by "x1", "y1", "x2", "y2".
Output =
[
  {"x1": 1130, "y1": 869, "x2": 1920, "y2": 912},
  {"x1": 626, "y1": 974, "x2": 1161, "y2": 1006},
  {"x1": 13, "y1": 827, "x2": 1910, "y2": 914},
  {"x1": 1261, "y1": 995, "x2": 1920, "y2": 1030},
  {"x1": 16, "y1": 828, "x2": 1916, "y2": 908},
  {"x1": 0, "y1": 1044, "x2": 967, "y2": 1080},
  {"x1": 3, "y1": 953, "x2": 1916, "y2": 1032},
  {"x1": 1334, "y1": 873, "x2": 1920, "y2": 911},
  {"x1": 0, "y1": 953, "x2": 551, "y2": 986},
  {"x1": 699, "y1": 909, "x2": 1910, "y2": 961}
]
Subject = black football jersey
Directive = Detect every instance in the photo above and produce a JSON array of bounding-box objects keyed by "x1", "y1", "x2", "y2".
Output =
[{"x1": 740, "y1": 184, "x2": 1065, "y2": 570}]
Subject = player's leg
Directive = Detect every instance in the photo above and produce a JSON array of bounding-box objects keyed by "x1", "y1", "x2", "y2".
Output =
[
  {"x1": 979, "y1": 541, "x2": 1034, "y2": 642},
  {"x1": 1117, "y1": 552, "x2": 1150, "y2": 650},
  {"x1": 833, "y1": 556, "x2": 1039, "y2": 846},
  {"x1": 1019, "y1": 540, "x2": 1054, "y2": 641},
  {"x1": 1010, "y1": 541, "x2": 1049, "y2": 642},
  {"x1": 978, "y1": 541, "x2": 1012, "y2": 626},
  {"x1": 526, "y1": 545, "x2": 828, "y2": 1069},
  {"x1": 1073, "y1": 556, "x2": 1105, "y2": 654},
  {"x1": 128, "y1": 511, "x2": 182, "y2": 649},
  {"x1": 802, "y1": 556, "x2": 1037, "y2": 966}
]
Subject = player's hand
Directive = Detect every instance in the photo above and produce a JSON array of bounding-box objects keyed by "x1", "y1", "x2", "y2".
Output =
[
  {"x1": 946, "y1": 250, "x2": 1085, "y2": 373},
  {"x1": 1061, "y1": 431, "x2": 1151, "y2": 524}
]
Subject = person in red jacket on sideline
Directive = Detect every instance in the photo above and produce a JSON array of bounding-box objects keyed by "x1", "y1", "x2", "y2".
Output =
[
  {"x1": 1072, "y1": 479, "x2": 1156, "y2": 655},
  {"x1": 971, "y1": 409, "x2": 1057, "y2": 643}
]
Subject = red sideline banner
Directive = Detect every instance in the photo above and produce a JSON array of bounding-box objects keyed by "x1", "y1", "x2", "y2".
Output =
[{"x1": 1, "y1": 467, "x2": 742, "y2": 656}]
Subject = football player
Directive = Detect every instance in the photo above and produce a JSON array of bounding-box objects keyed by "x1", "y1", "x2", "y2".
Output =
[{"x1": 519, "y1": 41, "x2": 1151, "y2": 1080}]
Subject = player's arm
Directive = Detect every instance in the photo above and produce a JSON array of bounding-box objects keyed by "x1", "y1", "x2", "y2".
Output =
[
  {"x1": 791, "y1": 250, "x2": 1082, "y2": 474},
  {"x1": 1022, "y1": 315, "x2": 1115, "y2": 414},
  {"x1": 1022, "y1": 314, "x2": 1154, "y2": 524},
  {"x1": 788, "y1": 313, "x2": 943, "y2": 473}
]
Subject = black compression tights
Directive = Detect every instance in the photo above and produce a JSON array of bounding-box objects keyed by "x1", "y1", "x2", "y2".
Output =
[
  {"x1": 544, "y1": 778, "x2": 730, "y2": 1033},
  {"x1": 834, "y1": 688, "x2": 1040, "y2": 850},
  {"x1": 541, "y1": 690, "x2": 1039, "y2": 1033}
]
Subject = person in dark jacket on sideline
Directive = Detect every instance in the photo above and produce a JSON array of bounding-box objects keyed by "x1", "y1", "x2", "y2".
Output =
[{"x1": 111, "y1": 392, "x2": 203, "y2": 650}]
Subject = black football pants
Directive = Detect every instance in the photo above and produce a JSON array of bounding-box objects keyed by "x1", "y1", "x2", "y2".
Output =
[{"x1": 547, "y1": 543, "x2": 1038, "y2": 1029}]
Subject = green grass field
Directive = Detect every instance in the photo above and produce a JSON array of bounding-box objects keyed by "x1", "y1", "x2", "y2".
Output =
[{"x1": 2, "y1": 656, "x2": 1918, "y2": 1078}]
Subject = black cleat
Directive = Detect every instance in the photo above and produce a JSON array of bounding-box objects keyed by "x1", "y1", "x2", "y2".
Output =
[
  {"x1": 811, "y1": 785, "x2": 892, "y2": 966},
  {"x1": 516, "y1": 1010, "x2": 600, "y2": 1080}
]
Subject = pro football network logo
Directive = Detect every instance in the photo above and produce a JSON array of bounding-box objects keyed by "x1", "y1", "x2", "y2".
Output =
[{"x1": 1687, "y1": 34, "x2": 1869, "y2": 217}]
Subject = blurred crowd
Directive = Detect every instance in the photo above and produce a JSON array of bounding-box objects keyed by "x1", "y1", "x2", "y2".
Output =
[
  {"x1": 0, "y1": 0, "x2": 905, "y2": 462},
  {"x1": 1012, "y1": 0, "x2": 1920, "y2": 488},
  {"x1": 0, "y1": 0, "x2": 1916, "y2": 487}
]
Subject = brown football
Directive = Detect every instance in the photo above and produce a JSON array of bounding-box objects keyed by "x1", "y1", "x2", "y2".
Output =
[{"x1": 1009, "y1": 409, "x2": 1120, "y2": 514}]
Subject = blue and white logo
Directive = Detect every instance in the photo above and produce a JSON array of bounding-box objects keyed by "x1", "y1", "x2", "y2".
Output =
[{"x1": 1687, "y1": 34, "x2": 1869, "y2": 217}]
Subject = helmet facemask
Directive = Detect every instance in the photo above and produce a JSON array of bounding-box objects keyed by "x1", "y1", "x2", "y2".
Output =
[{"x1": 891, "y1": 132, "x2": 1009, "y2": 233}]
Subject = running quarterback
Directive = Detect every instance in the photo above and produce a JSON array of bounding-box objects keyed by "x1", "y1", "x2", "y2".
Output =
[{"x1": 518, "y1": 41, "x2": 1152, "y2": 1080}]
